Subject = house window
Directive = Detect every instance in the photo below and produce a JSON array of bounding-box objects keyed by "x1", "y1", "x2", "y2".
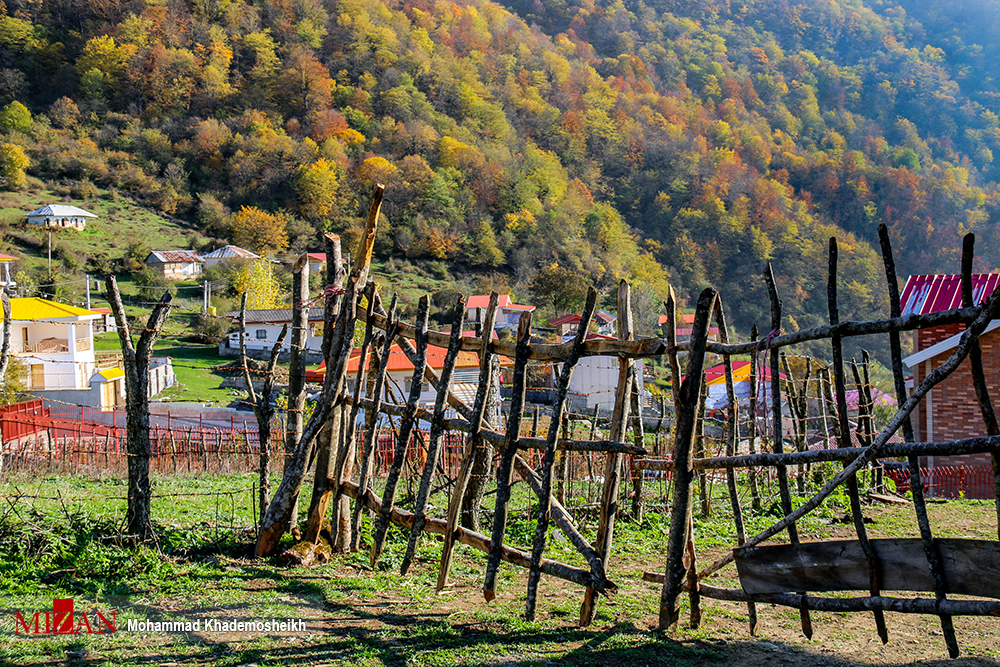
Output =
[
  {"x1": 255, "y1": 330, "x2": 268, "y2": 339},
  {"x1": 405, "y1": 378, "x2": 427, "y2": 394}
]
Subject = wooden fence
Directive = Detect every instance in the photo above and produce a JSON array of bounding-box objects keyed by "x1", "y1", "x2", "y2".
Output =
[{"x1": 306, "y1": 223, "x2": 998, "y2": 658}]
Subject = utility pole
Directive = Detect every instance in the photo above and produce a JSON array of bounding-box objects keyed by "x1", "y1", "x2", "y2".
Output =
[
  {"x1": 85, "y1": 274, "x2": 91, "y2": 309},
  {"x1": 202, "y1": 280, "x2": 208, "y2": 314}
]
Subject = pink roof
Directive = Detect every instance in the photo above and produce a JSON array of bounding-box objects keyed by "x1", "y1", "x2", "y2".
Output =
[
  {"x1": 0, "y1": 253, "x2": 17, "y2": 261},
  {"x1": 900, "y1": 274, "x2": 1000, "y2": 316}
]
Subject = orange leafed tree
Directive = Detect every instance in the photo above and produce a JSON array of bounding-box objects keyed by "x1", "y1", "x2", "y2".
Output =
[{"x1": 230, "y1": 206, "x2": 289, "y2": 255}]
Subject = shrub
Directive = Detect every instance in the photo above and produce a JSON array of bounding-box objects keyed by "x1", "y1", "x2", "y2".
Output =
[{"x1": 192, "y1": 313, "x2": 231, "y2": 343}]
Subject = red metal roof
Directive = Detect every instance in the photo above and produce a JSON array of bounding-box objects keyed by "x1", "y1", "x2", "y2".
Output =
[{"x1": 900, "y1": 274, "x2": 1000, "y2": 316}]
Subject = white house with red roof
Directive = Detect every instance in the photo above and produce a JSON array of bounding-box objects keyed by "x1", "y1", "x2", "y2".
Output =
[
  {"x1": 549, "y1": 310, "x2": 616, "y2": 338},
  {"x1": 465, "y1": 294, "x2": 535, "y2": 330},
  {"x1": 900, "y1": 272, "x2": 1000, "y2": 490}
]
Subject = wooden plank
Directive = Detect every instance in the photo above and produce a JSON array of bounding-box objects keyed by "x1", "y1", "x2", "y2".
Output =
[{"x1": 736, "y1": 539, "x2": 1000, "y2": 598}]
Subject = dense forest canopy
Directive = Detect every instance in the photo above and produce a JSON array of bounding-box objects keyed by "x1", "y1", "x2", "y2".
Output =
[{"x1": 0, "y1": 0, "x2": 998, "y2": 348}]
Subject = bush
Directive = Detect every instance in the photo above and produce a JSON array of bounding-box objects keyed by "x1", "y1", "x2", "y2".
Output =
[{"x1": 192, "y1": 313, "x2": 231, "y2": 343}]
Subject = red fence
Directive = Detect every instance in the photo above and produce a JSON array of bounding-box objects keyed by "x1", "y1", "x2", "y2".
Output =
[
  {"x1": 0, "y1": 399, "x2": 48, "y2": 442},
  {"x1": 884, "y1": 464, "x2": 995, "y2": 500}
]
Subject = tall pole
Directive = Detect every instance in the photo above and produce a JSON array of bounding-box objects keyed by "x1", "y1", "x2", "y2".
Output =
[{"x1": 85, "y1": 274, "x2": 91, "y2": 310}]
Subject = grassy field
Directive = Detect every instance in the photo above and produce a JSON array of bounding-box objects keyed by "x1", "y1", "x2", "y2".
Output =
[
  {"x1": 0, "y1": 470, "x2": 997, "y2": 666},
  {"x1": 0, "y1": 188, "x2": 208, "y2": 276}
]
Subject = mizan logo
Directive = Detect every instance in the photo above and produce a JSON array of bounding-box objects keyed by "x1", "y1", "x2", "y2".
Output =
[{"x1": 14, "y1": 599, "x2": 117, "y2": 635}]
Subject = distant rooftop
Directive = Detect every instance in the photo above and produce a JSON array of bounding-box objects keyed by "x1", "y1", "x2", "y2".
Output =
[{"x1": 24, "y1": 204, "x2": 98, "y2": 218}]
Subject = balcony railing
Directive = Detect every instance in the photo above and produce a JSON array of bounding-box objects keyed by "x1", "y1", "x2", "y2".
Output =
[
  {"x1": 76, "y1": 337, "x2": 91, "y2": 352},
  {"x1": 23, "y1": 338, "x2": 69, "y2": 353}
]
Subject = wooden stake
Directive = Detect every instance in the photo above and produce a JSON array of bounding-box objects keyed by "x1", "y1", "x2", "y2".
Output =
[
  {"x1": 878, "y1": 223, "x2": 959, "y2": 657},
  {"x1": 484, "y1": 310, "x2": 532, "y2": 600},
  {"x1": 401, "y1": 296, "x2": 467, "y2": 574},
  {"x1": 526, "y1": 287, "x2": 598, "y2": 621},
  {"x1": 370, "y1": 295, "x2": 430, "y2": 567},
  {"x1": 658, "y1": 288, "x2": 717, "y2": 630}
]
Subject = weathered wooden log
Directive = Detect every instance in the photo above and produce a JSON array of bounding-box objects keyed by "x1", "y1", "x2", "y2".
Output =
[
  {"x1": 581, "y1": 280, "x2": 634, "y2": 626},
  {"x1": 747, "y1": 324, "x2": 761, "y2": 511},
  {"x1": 878, "y1": 222, "x2": 958, "y2": 657},
  {"x1": 438, "y1": 294, "x2": 499, "y2": 591},
  {"x1": 340, "y1": 480, "x2": 613, "y2": 592},
  {"x1": 526, "y1": 287, "x2": 598, "y2": 621},
  {"x1": 714, "y1": 297, "x2": 757, "y2": 635},
  {"x1": 350, "y1": 295, "x2": 398, "y2": 551},
  {"x1": 401, "y1": 295, "x2": 467, "y2": 575},
  {"x1": 766, "y1": 262, "x2": 812, "y2": 639},
  {"x1": 255, "y1": 185, "x2": 381, "y2": 558},
  {"x1": 698, "y1": 281, "x2": 1000, "y2": 581},
  {"x1": 629, "y1": 370, "x2": 646, "y2": 522},
  {"x1": 105, "y1": 275, "x2": 172, "y2": 541},
  {"x1": 484, "y1": 311, "x2": 532, "y2": 600},
  {"x1": 658, "y1": 288, "x2": 717, "y2": 631},
  {"x1": 829, "y1": 238, "x2": 887, "y2": 643},
  {"x1": 734, "y1": 538, "x2": 1000, "y2": 598},
  {"x1": 286, "y1": 253, "x2": 310, "y2": 529},
  {"x1": 517, "y1": 437, "x2": 646, "y2": 455},
  {"x1": 239, "y1": 295, "x2": 288, "y2": 529},
  {"x1": 642, "y1": 573, "x2": 1000, "y2": 617},
  {"x1": 370, "y1": 295, "x2": 430, "y2": 567},
  {"x1": 635, "y1": 436, "x2": 1000, "y2": 471},
  {"x1": 960, "y1": 234, "x2": 1000, "y2": 540},
  {"x1": 512, "y1": 455, "x2": 613, "y2": 594}
]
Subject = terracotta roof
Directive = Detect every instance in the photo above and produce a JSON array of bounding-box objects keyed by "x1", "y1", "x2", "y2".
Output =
[
  {"x1": 147, "y1": 250, "x2": 204, "y2": 263},
  {"x1": 899, "y1": 273, "x2": 1000, "y2": 316},
  {"x1": 467, "y1": 294, "x2": 512, "y2": 309}
]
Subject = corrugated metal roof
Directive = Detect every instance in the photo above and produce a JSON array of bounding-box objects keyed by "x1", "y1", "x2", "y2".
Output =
[
  {"x1": 147, "y1": 250, "x2": 204, "y2": 263},
  {"x1": 97, "y1": 368, "x2": 125, "y2": 381},
  {"x1": 899, "y1": 273, "x2": 1000, "y2": 316},
  {"x1": 466, "y1": 294, "x2": 513, "y2": 309},
  {"x1": 226, "y1": 308, "x2": 326, "y2": 323},
  {"x1": 0, "y1": 297, "x2": 101, "y2": 321},
  {"x1": 23, "y1": 204, "x2": 98, "y2": 218},
  {"x1": 201, "y1": 245, "x2": 258, "y2": 259}
]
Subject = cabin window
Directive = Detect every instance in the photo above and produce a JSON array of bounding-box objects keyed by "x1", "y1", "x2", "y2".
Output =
[{"x1": 255, "y1": 330, "x2": 267, "y2": 339}]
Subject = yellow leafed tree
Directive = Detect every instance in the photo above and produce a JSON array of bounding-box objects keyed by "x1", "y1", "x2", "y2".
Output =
[
  {"x1": 230, "y1": 206, "x2": 288, "y2": 254},
  {"x1": 231, "y1": 259, "x2": 285, "y2": 310}
]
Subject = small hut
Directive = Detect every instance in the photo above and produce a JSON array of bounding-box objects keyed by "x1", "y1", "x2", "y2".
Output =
[{"x1": 23, "y1": 204, "x2": 98, "y2": 231}]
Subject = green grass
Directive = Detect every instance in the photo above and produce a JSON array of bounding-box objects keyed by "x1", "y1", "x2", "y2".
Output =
[
  {"x1": 0, "y1": 471, "x2": 996, "y2": 666},
  {"x1": 0, "y1": 188, "x2": 209, "y2": 276}
]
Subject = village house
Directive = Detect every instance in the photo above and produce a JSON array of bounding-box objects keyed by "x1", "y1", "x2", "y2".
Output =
[
  {"x1": 0, "y1": 252, "x2": 17, "y2": 288},
  {"x1": 549, "y1": 310, "x2": 617, "y2": 338},
  {"x1": 657, "y1": 313, "x2": 720, "y2": 341},
  {"x1": 23, "y1": 204, "x2": 97, "y2": 231},
  {"x1": 221, "y1": 307, "x2": 326, "y2": 359},
  {"x1": 306, "y1": 341, "x2": 493, "y2": 407},
  {"x1": 465, "y1": 294, "x2": 535, "y2": 330},
  {"x1": 200, "y1": 245, "x2": 258, "y2": 269},
  {"x1": 1, "y1": 297, "x2": 126, "y2": 408},
  {"x1": 901, "y1": 273, "x2": 1000, "y2": 483},
  {"x1": 146, "y1": 250, "x2": 204, "y2": 280}
]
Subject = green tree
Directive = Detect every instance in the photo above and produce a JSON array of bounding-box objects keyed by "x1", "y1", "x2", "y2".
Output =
[
  {"x1": 295, "y1": 158, "x2": 339, "y2": 219},
  {"x1": 0, "y1": 143, "x2": 28, "y2": 190},
  {"x1": 0, "y1": 101, "x2": 31, "y2": 133}
]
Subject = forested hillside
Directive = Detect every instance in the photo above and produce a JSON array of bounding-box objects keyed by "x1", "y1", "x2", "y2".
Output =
[{"x1": 0, "y1": 0, "x2": 997, "y2": 338}]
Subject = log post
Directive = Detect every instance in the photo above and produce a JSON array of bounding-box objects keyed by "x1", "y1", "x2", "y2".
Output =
[
  {"x1": 658, "y1": 288, "x2": 717, "y2": 630},
  {"x1": 285, "y1": 253, "x2": 310, "y2": 531},
  {"x1": 370, "y1": 295, "x2": 430, "y2": 567},
  {"x1": 401, "y1": 295, "x2": 467, "y2": 574},
  {"x1": 255, "y1": 184, "x2": 382, "y2": 557},
  {"x1": 526, "y1": 287, "x2": 598, "y2": 621},
  {"x1": 829, "y1": 238, "x2": 888, "y2": 643},
  {"x1": 765, "y1": 262, "x2": 813, "y2": 639},
  {"x1": 483, "y1": 310, "x2": 531, "y2": 600},
  {"x1": 104, "y1": 275, "x2": 172, "y2": 541},
  {"x1": 239, "y1": 294, "x2": 288, "y2": 529},
  {"x1": 439, "y1": 294, "x2": 499, "y2": 591},
  {"x1": 878, "y1": 223, "x2": 959, "y2": 657}
]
